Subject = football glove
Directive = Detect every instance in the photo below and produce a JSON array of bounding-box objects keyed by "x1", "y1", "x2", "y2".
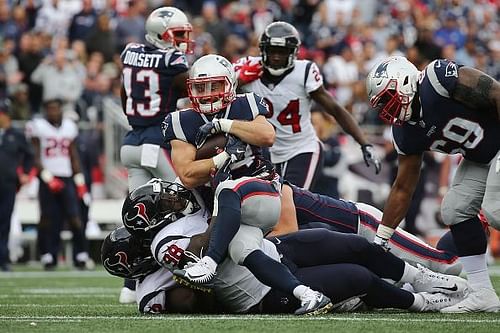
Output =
[
  {"x1": 195, "y1": 119, "x2": 233, "y2": 149},
  {"x1": 40, "y1": 169, "x2": 65, "y2": 193},
  {"x1": 225, "y1": 135, "x2": 246, "y2": 163},
  {"x1": 361, "y1": 144, "x2": 382, "y2": 174},
  {"x1": 234, "y1": 57, "x2": 263, "y2": 84}
]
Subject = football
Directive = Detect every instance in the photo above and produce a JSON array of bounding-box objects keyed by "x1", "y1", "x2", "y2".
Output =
[{"x1": 195, "y1": 133, "x2": 228, "y2": 160}]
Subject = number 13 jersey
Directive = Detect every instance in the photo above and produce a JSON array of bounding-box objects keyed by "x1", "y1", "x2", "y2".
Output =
[
  {"x1": 240, "y1": 57, "x2": 323, "y2": 164},
  {"x1": 392, "y1": 59, "x2": 500, "y2": 164}
]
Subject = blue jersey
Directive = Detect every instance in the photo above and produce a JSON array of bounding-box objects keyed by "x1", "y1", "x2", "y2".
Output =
[
  {"x1": 393, "y1": 59, "x2": 500, "y2": 164},
  {"x1": 163, "y1": 93, "x2": 270, "y2": 178},
  {"x1": 120, "y1": 43, "x2": 188, "y2": 147}
]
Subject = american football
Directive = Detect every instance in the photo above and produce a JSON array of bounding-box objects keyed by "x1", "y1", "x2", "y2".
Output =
[{"x1": 195, "y1": 133, "x2": 228, "y2": 160}]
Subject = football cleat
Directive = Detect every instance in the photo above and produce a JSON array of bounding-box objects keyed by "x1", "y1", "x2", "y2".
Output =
[
  {"x1": 173, "y1": 256, "x2": 217, "y2": 285},
  {"x1": 416, "y1": 292, "x2": 463, "y2": 312},
  {"x1": 294, "y1": 288, "x2": 333, "y2": 315},
  {"x1": 440, "y1": 288, "x2": 500, "y2": 313},
  {"x1": 331, "y1": 297, "x2": 366, "y2": 313},
  {"x1": 119, "y1": 287, "x2": 136, "y2": 304},
  {"x1": 413, "y1": 264, "x2": 469, "y2": 295}
]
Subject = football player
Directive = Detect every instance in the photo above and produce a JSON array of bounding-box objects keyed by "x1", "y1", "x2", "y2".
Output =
[
  {"x1": 27, "y1": 99, "x2": 91, "y2": 270},
  {"x1": 162, "y1": 54, "x2": 332, "y2": 315},
  {"x1": 118, "y1": 6, "x2": 193, "y2": 303},
  {"x1": 107, "y1": 180, "x2": 468, "y2": 314},
  {"x1": 120, "y1": 6, "x2": 194, "y2": 191},
  {"x1": 366, "y1": 56, "x2": 500, "y2": 312},
  {"x1": 235, "y1": 21, "x2": 381, "y2": 190}
]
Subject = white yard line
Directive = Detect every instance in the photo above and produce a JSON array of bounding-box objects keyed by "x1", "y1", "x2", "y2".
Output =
[{"x1": 0, "y1": 315, "x2": 499, "y2": 323}]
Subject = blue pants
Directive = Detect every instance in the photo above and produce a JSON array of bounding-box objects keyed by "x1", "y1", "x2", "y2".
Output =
[{"x1": 0, "y1": 183, "x2": 16, "y2": 266}]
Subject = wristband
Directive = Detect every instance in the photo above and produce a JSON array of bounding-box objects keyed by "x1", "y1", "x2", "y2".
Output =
[
  {"x1": 74, "y1": 173, "x2": 86, "y2": 186},
  {"x1": 217, "y1": 119, "x2": 233, "y2": 133},
  {"x1": 375, "y1": 224, "x2": 395, "y2": 242},
  {"x1": 40, "y1": 169, "x2": 54, "y2": 183},
  {"x1": 212, "y1": 151, "x2": 230, "y2": 169}
]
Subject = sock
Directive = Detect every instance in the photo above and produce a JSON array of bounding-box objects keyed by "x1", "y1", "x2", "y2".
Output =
[
  {"x1": 409, "y1": 293, "x2": 424, "y2": 311},
  {"x1": 450, "y1": 217, "x2": 487, "y2": 256},
  {"x1": 293, "y1": 285, "x2": 309, "y2": 300},
  {"x1": 460, "y1": 254, "x2": 494, "y2": 290},
  {"x1": 243, "y1": 250, "x2": 301, "y2": 295},
  {"x1": 399, "y1": 263, "x2": 419, "y2": 284}
]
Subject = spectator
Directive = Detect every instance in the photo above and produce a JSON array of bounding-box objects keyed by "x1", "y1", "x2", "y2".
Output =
[
  {"x1": 115, "y1": 0, "x2": 147, "y2": 52},
  {"x1": 68, "y1": 0, "x2": 98, "y2": 43},
  {"x1": 17, "y1": 32, "x2": 44, "y2": 112},
  {"x1": 9, "y1": 83, "x2": 31, "y2": 120},
  {"x1": 85, "y1": 14, "x2": 116, "y2": 63},
  {"x1": 433, "y1": 13, "x2": 466, "y2": 49},
  {"x1": 201, "y1": 1, "x2": 227, "y2": 51},
  {"x1": 0, "y1": 99, "x2": 33, "y2": 272}
]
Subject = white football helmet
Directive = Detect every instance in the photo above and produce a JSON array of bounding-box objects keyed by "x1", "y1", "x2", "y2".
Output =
[
  {"x1": 145, "y1": 7, "x2": 194, "y2": 53},
  {"x1": 366, "y1": 56, "x2": 420, "y2": 125},
  {"x1": 187, "y1": 54, "x2": 237, "y2": 115}
]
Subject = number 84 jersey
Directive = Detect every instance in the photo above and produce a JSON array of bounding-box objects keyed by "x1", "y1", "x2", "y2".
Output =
[
  {"x1": 239, "y1": 57, "x2": 323, "y2": 164},
  {"x1": 392, "y1": 59, "x2": 500, "y2": 164}
]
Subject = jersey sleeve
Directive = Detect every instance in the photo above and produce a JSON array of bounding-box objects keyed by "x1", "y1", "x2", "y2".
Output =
[
  {"x1": 230, "y1": 93, "x2": 269, "y2": 120},
  {"x1": 166, "y1": 51, "x2": 189, "y2": 76},
  {"x1": 425, "y1": 59, "x2": 463, "y2": 97},
  {"x1": 392, "y1": 125, "x2": 425, "y2": 156},
  {"x1": 305, "y1": 61, "x2": 323, "y2": 94}
]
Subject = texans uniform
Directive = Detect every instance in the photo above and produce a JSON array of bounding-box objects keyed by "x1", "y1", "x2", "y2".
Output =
[
  {"x1": 26, "y1": 117, "x2": 83, "y2": 261},
  {"x1": 120, "y1": 43, "x2": 189, "y2": 190},
  {"x1": 392, "y1": 59, "x2": 500, "y2": 227},
  {"x1": 288, "y1": 183, "x2": 461, "y2": 275},
  {"x1": 238, "y1": 56, "x2": 324, "y2": 189}
]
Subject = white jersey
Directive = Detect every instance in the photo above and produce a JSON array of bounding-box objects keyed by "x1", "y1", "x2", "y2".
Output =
[
  {"x1": 26, "y1": 117, "x2": 77, "y2": 177},
  {"x1": 151, "y1": 207, "x2": 280, "y2": 313},
  {"x1": 136, "y1": 267, "x2": 176, "y2": 314},
  {"x1": 240, "y1": 57, "x2": 323, "y2": 164}
]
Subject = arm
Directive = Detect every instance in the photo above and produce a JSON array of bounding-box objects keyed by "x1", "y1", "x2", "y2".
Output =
[
  {"x1": 268, "y1": 184, "x2": 299, "y2": 237},
  {"x1": 69, "y1": 140, "x2": 83, "y2": 175},
  {"x1": 227, "y1": 115, "x2": 275, "y2": 147},
  {"x1": 310, "y1": 86, "x2": 369, "y2": 146},
  {"x1": 451, "y1": 67, "x2": 500, "y2": 120},
  {"x1": 381, "y1": 154, "x2": 423, "y2": 229},
  {"x1": 172, "y1": 71, "x2": 189, "y2": 98},
  {"x1": 170, "y1": 139, "x2": 216, "y2": 189}
]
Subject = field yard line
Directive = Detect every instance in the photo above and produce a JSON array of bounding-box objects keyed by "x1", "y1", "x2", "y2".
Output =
[
  {"x1": 0, "y1": 304, "x2": 132, "y2": 307},
  {"x1": 0, "y1": 271, "x2": 109, "y2": 278},
  {"x1": 1, "y1": 316, "x2": 499, "y2": 323},
  {"x1": 0, "y1": 294, "x2": 116, "y2": 298}
]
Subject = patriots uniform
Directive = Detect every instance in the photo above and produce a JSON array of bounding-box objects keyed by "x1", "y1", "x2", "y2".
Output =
[
  {"x1": 239, "y1": 57, "x2": 323, "y2": 164},
  {"x1": 150, "y1": 206, "x2": 280, "y2": 313},
  {"x1": 393, "y1": 59, "x2": 500, "y2": 164},
  {"x1": 163, "y1": 92, "x2": 270, "y2": 178},
  {"x1": 121, "y1": 43, "x2": 188, "y2": 147}
]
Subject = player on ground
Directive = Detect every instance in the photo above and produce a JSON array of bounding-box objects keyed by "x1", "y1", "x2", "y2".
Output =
[
  {"x1": 27, "y1": 99, "x2": 91, "y2": 270},
  {"x1": 118, "y1": 6, "x2": 193, "y2": 302},
  {"x1": 366, "y1": 56, "x2": 500, "y2": 312},
  {"x1": 235, "y1": 21, "x2": 380, "y2": 190},
  {"x1": 104, "y1": 180, "x2": 468, "y2": 314}
]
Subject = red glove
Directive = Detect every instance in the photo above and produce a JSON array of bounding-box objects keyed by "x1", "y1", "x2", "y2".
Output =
[
  {"x1": 74, "y1": 173, "x2": 91, "y2": 206},
  {"x1": 234, "y1": 57, "x2": 263, "y2": 84},
  {"x1": 40, "y1": 169, "x2": 65, "y2": 193}
]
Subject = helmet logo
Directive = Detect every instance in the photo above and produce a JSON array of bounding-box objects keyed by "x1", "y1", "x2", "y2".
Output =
[
  {"x1": 103, "y1": 251, "x2": 131, "y2": 275},
  {"x1": 124, "y1": 203, "x2": 150, "y2": 230},
  {"x1": 157, "y1": 10, "x2": 174, "y2": 19},
  {"x1": 374, "y1": 61, "x2": 389, "y2": 78}
]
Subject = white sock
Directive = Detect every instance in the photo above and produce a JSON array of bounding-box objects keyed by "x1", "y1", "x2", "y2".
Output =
[
  {"x1": 399, "y1": 263, "x2": 419, "y2": 283},
  {"x1": 293, "y1": 285, "x2": 309, "y2": 299},
  {"x1": 76, "y1": 252, "x2": 89, "y2": 262},
  {"x1": 409, "y1": 293, "x2": 424, "y2": 311},
  {"x1": 460, "y1": 254, "x2": 494, "y2": 290}
]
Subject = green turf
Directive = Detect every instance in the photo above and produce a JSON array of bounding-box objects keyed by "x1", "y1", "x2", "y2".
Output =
[{"x1": 1, "y1": 266, "x2": 499, "y2": 333}]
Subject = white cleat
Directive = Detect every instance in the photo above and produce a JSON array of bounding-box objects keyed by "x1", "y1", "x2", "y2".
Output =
[
  {"x1": 173, "y1": 256, "x2": 217, "y2": 285},
  {"x1": 119, "y1": 287, "x2": 136, "y2": 304},
  {"x1": 294, "y1": 288, "x2": 333, "y2": 315},
  {"x1": 416, "y1": 292, "x2": 463, "y2": 312},
  {"x1": 413, "y1": 264, "x2": 469, "y2": 295},
  {"x1": 440, "y1": 288, "x2": 500, "y2": 313}
]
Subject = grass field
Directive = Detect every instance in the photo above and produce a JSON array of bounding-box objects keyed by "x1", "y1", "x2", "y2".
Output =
[{"x1": 1, "y1": 265, "x2": 500, "y2": 333}]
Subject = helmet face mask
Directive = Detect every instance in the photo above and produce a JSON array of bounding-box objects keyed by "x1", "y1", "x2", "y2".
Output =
[
  {"x1": 187, "y1": 55, "x2": 237, "y2": 115},
  {"x1": 101, "y1": 227, "x2": 159, "y2": 279},
  {"x1": 259, "y1": 21, "x2": 300, "y2": 76},
  {"x1": 145, "y1": 7, "x2": 194, "y2": 53},
  {"x1": 366, "y1": 56, "x2": 419, "y2": 125}
]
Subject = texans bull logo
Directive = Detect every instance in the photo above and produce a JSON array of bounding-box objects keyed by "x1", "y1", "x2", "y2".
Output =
[
  {"x1": 124, "y1": 203, "x2": 150, "y2": 231},
  {"x1": 103, "y1": 251, "x2": 131, "y2": 275}
]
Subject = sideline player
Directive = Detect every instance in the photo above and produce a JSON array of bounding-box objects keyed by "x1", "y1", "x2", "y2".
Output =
[
  {"x1": 235, "y1": 21, "x2": 380, "y2": 190},
  {"x1": 366, "y1": 56, "x2": 500, "y2": 312}
]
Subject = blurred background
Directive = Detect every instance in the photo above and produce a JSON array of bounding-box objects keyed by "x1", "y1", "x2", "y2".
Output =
[{"x1": 2, "y1": 0, "x2": 499, "y2": 267}]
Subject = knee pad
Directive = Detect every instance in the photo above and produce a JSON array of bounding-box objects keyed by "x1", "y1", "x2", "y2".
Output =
[
  {"x1": 228, "y1": 225, "x2": 263, "y2": 264},
  {"x1": 441, "y1": 190, "x2": 478, "y2": 226}
]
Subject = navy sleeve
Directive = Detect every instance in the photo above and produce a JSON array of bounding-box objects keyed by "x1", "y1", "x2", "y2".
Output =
[
  {"x1": 162, "y1": 110, "x2": 204, "y2": 146},
  {"x1": 166, "y1": 51, "x2": 189, "y2": 76},
  {"x1": 392, "y1": 125, "x2": 426, "y2": 156},
  {"x1": 18, "y1": 131, "x2": 34, "y2": 172},
  {"x1": 229, "y1": 93, "x2": 269, "y2": 121},
  {"x1": 162, "y1": 113, "x2": 177, "y2": 143},
  {"x1": 429, "y1": 59, "x2": 463, "y2": 95}
]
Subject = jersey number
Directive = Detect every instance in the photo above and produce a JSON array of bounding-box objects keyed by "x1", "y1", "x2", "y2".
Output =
[
  {"x1": 123, "y1": 67, "x2": 161, "y2": 117},
  {"x1": 162, "y1": 244, "x2": 184, "y2": 268},
  {"x1": 45, "y1": 138, "x2": 71, "y2": 157},
  {"x1": 430, "y1": 117, "x2": 484, "y2": 155},
  {"x1": 264, "y1": 98, "x2": 301, "y2": 133}
]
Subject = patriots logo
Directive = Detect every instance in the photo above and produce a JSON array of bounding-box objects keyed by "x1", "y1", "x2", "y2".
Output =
[
  {"x1": 445, "y1": 62, "x2": 458, "y2": 77},
  {"x1": 374, "y1": 61, "x2": 389, "y2": 78},
  {"x1": 124, "y1": 203, "x2": 150, "y2": 230},
  {"x1": 171, "y1": 55, "x2": 188, "y2": 66},
  {"x1": 103, "y1": 251, "x2": 131, "y2": 275},
  {"x1": 157, "y1": 10, "x2": 174, "y2": 18}
]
